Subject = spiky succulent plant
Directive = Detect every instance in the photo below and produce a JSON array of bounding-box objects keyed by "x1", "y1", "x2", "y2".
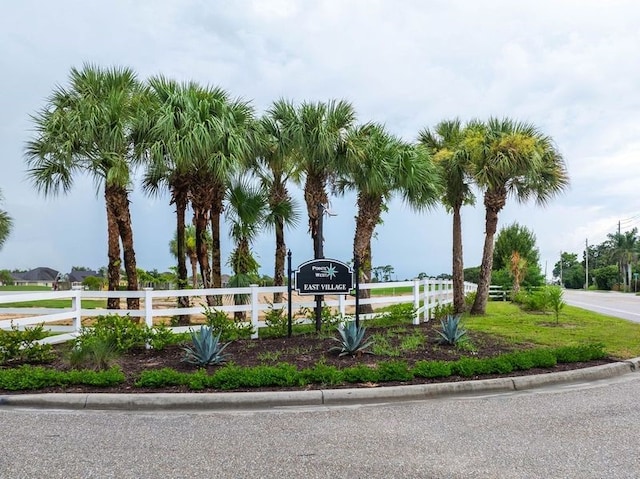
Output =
[
  {"x1": 329, "y1": 321, "x2": 374, "y2": 357},
  {"x1": 437, "y1": 313, "x2": 467, "y2": 345},
  {"x1": 182, "y1": 325, "x2": 230, "y2": 366}
]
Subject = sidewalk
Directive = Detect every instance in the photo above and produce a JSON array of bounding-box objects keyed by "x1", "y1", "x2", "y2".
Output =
[{"x1": 2, "y1": 358, "x2": 639, "y2": 411}]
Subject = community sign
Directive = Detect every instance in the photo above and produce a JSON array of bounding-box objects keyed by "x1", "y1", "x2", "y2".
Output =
[{"x1": 294, "y1": 258, "x2": 353, "y2": 295}]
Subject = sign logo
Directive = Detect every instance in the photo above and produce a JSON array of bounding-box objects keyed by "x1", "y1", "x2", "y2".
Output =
[{"x1": 294, "y1": 259, "x2": 353, "y2": 295}]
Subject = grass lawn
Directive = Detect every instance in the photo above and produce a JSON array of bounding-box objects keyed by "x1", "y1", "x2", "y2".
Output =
[
  {"x1": 0, "y1": 299, "x2": 107, "y2": 309},
  {"x1": 466, "y1": 301, "x2": 640, "y2": 359}
]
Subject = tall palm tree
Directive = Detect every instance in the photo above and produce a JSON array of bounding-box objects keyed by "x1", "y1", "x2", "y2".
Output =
[
  {"x1": 293, "y1": 100, "x2": 357, "y2": 257},
  {"x1": 225, "y1": 177, "x2": 267, "y2": 319},
  {"x1": 418, "y1": 119, "x2": 474, "y2": 314},
  {"x1": 25, "y1": 64, "x2": 142, "y2": 309},
  {"x1": 252, "y1": 100, "x2": 301, "y2": 303},
  {"x1": 606, "y1": 228, "x2": 638, "y2": 292},
  {"x1": 338, "y1": 123, "x2": 441, "y2": 313},
  {"x1": 0, "y1": 188, "x2": 13, "y2": 250},
  {"x1": 467, "y1": 118, "x2": 569, "y2": 314},
  {"x1": 137, "y1": 77, "x2": 198, "y2": 314}
]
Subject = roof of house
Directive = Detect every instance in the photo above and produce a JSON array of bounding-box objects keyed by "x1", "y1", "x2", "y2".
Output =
[
  {"x1": 12, "y1": 267, "x2": 59, "y2": 282},
  {"x1": 68, "y1": 269, "x2": 99, "y2": 283}
]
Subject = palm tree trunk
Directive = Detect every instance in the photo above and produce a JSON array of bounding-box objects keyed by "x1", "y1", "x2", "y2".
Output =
[
  {"x1": 105, "y1": 190, "x2": 120, "y2": 310},
  {"x1": 190, "y1": 255, "x2": 198, "y2": 288},
  {"x1": 111, "y1": 185, "x2": 140, "y2": 311},
  {"x1": 471, "y1": 191, "x2": 505, "y2": 315},
  {"x1": 273, "y1": 215, "x2": 285, "y2": 304},
  {"x1": 210, "y1": 184, "x2": 225, "y2": 307},
  {"x1": 452, "y1": 203, "x2": 465, "y2": 314},
  {"x1": 353, "y1": 192, "x2": 382, "y2": 314},
  {"x1": 174, "y1": 188, "x2": 190, "y2": 324}
]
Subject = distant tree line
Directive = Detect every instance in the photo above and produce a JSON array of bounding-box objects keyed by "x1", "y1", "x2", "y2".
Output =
[{"x1": 554, "y1": 227, "x2": 640, "y2": 291}]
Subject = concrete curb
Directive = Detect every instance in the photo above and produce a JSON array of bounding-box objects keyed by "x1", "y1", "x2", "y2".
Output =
[{"x1": 1, "y1": 359, "x2": 638, "y2": 411}]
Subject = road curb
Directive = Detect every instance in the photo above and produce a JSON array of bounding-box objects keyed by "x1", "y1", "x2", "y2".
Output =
[{"x1": 2, "y1": 359, "x2": 639, "y2": 411}]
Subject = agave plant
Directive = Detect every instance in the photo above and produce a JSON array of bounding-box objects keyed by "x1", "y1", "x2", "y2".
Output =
[
  {"x1": 437, "y1": 313, "x2": 467, "y2": 345},
  {"x1": 182, "y1": 326, "x2": 230, "y2": 366},
  {"x1": 329, "y1": 321, "x2": 374, "y2": 357}
]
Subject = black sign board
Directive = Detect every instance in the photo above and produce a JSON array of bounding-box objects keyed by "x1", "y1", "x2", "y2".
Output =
[{"x1": 294, "y1": 258, "x2": 353, "y2": 295}]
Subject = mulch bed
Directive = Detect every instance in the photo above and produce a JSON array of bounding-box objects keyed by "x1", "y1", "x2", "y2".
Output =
[{"x1": 3, "y1": 321, "x2": 614, "y2": 394}]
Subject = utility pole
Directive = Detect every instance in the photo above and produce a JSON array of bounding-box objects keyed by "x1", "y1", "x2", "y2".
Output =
[{"x1": 585, "y1": 239, "x2": 589, "y2": 290}]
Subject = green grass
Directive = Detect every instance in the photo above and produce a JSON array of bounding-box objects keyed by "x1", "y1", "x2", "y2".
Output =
[
  {"x1": 0, "y1": 285, "x2": 52, "y2": 291},
  {"x1": 0, "y1": 299, "x2": 107, "y2": 308},
  {"x1": 466, "y1": 302, "x2": 640, "y2": 359},
  {"x1": 0, "y1": 285, "x2": 107, "y2": 308},
  {"x1": 369, "y1": 286, "x2": 413, "y2": 296}
]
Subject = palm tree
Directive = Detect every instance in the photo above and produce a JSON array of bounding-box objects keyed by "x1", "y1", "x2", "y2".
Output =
[
  {"x1": 418, "y1": 119, "x2": 474, "y2": 314},
  {"x1": 606, "y1": 228, "x2": 638, "y2": 291},
  {"x1": 0, "y1": 188, "x2": 13, "y2": 250},
  {"x1": 25, "y1": 64, "x2": 142, "y2": 310},
  {"x1": 225, "y1": 177, "x2": 267, "y2": 319},
  {"x1": 252, "y1": 100, "x2": 301, "y2": 303},
  {"x1": 467, "y1": 118, "x2": 569, "y2": 314},
  {"x1": 338, "y1": 123, "x2": 440, "y2": 313},
  {"x1": 293, "y1": 100, "x2": 357, "y2": 257},
  {"x1": 170, "y1": 225, "x2": 210, "y2": 288}
]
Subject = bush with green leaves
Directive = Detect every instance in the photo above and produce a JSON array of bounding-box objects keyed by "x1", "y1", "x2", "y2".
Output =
[
  {"x1": 437, "y1": 314, "x2": 467, "y2": 345},
  {"x1": 202, "y1": 306, "x2": 253, "y2": 341},
  {"x1": 182, "y1": 325, "x2": 230, "y2": 367},
  {"x1": 431, "y1": 301, "x2": 454, "y2": 321},
  {"x1": 263, "y1": 304, "x2": 299, "y2": 338},
  {"x1": 0, "y1": 323, "x2": 54, "y2": 365},
  {"x1": 329, "y1": 321, "x2": 374, "y2": 357},
  {"x1": 76, "y1": 314, "x2": 148, "y2": 353},
  {"x1": 0, "y1": 365, "x2": 124, "y2": 390}
]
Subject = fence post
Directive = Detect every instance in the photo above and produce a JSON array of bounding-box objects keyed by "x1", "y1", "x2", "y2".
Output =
[
  {"x1": 413, "y1": 278, "x2": 420, "y2": 325},
  {"x1": 250, "y1": 284, "x2": 259, "y2": 339},
  {"x1": 71, "y1": 285, "x2": 83, "y2": 333},
  {"x1": 424, "y1": 279, "x2": 431, "y2": 322},
  {"x1": 338, "y1": 294, "x2": 346, "y2": 317},
  {"x1": 144, "y1": 288, "x2": 153, "y2": 329}
]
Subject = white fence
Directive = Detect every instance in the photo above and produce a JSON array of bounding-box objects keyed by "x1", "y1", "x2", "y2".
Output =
[{"x1": 0, "y1": 279, "x2": 477, "y2": 344}]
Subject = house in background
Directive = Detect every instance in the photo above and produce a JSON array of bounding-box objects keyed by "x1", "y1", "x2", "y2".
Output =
[
  {"x1": 11, "y1": 267, "x2": 59, "y2": 287},
  {"x1": 67, "y1": 268, "x2": 100, "y2": 286}
]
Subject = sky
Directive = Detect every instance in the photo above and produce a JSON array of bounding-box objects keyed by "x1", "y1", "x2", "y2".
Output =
[{"x1": 1, "y1": 0, "x2": 640, "y2": 281}]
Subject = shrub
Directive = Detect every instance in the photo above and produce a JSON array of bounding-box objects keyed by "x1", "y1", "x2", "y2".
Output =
[
  {"x1": 77, "y1": 314, "x2": 147, "y2": 353},
  {"x1": 431, "y1": 301, "x2": 454, "y2": 321},
  {"x1": 554, "y1": 344, "x2": 606, "y2": 363},
  {"x1": 377, "y1": 360, "x2": 413, "y2": 382},
  {"x1": 301, "y1": 362, "x2": 343, "y2": 386},
  {"x1": 0, "y1": 323, "x2": 54, "y2": 365},
  {"x1": 412, "y1": 360, "x2": 452, "y2": 379},
  {"x1": 547, "y1": 285, "x2": 565, "y2": 323},
  {"x1": 342, "y1": 364, "x2": 380, "y2": 383},
  {"x1": 136, "y1": 368, "x2": 189, "y2": 388},
  {"x1": 0, "y1": 365, "x2": 124, "y2": 390},
  {"x1": 202, "y1": 306, "x2": 253, "y2": 341},
  {"x1": 370, "y1": 303, "x2": 416, "y2": 327}
]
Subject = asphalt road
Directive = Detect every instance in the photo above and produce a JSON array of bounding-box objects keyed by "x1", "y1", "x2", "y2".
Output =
[
  {"x1": 2, "y1": 373, "x2": 640, "y2": 478},
  {"x1": 563, "y1": 289, "x2": 640, "y2": 322}
]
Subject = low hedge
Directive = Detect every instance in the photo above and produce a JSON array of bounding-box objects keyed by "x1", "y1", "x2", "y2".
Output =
[{"x1": 0, "y1": 344, "x2": 607, "y2": 392}]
